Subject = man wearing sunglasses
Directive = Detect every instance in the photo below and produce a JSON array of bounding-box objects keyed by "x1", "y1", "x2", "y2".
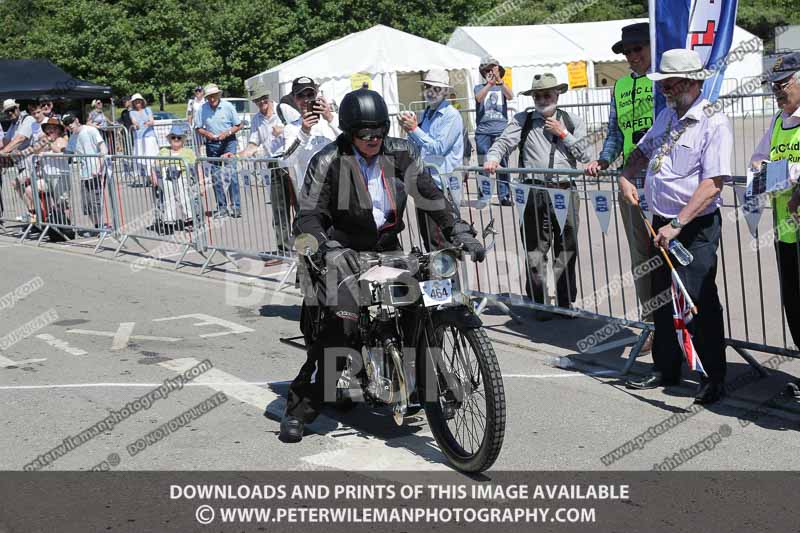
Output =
[
  {"x1": 281, "y1": 76, "x2": 340, "y2": 194},
  {"x1": 1, "y1": 99, "x2": 39, "y2": 221},
  {"x1": 399, "y1": 69, "x2": 464, "y2": 251},
  {"x1": 587, "y1": 22, "x2": 657, "y2": 352},
  {"x1": 749, "y1": 52, "x2": 800, "y2": 397},
  {"x1": 618, "y1": 49, "x2": 732, "y2": 404},
  {"x1": 280, "y1": 88, "x2": 484, "y2": 442}
]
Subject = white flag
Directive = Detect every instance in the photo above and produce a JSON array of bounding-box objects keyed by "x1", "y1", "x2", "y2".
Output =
[
  {"x1": 511, "y1": 183, "x2": 529, "y2": 216},
  {"x1": 637, "y1": 188, "x2": 653, "y2": 224},
  {"x1": 446, "y1": 174, "x2": 463, "y2": 207},
  {"x1": 477, "y1": 175, "x2": 493, "y2": 204},
  {"x1": 588, "y1": 190, "x2": 612, "y2": 234},
  {"x1": 733, "y1": 185, "x2": 763, "y2": 239},
  {"x1": 547, "y1": 189, "x2": 571, "y2": 235}
]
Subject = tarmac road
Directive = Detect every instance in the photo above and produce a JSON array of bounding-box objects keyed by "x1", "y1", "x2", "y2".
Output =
[{"x1": 2, "y1": 240, "x2": 800, "y2": 474}]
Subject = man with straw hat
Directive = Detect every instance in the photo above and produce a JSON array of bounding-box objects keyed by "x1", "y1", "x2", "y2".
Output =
[
  {"x1": 619, "y1": 49, "x2": 731, "y2": 404},
  {"x1": 196, "y1": 83, "x2": 243, "y2": 218},
  {"x1": 484, "y1": 72, "x2": 590, "y2": 320}
]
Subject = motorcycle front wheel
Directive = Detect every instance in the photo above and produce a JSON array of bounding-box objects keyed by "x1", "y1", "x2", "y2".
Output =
[{"x1": 418, "y1": 315, "x2": 506, "y2": 473}]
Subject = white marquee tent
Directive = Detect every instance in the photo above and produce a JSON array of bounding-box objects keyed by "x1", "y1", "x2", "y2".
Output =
[
  {"x1": 447, "y1": 18, "x2": 763, "y2": 112},
  {"x1": 245, "y1": 25, "x2": 482, "y2": 134}
]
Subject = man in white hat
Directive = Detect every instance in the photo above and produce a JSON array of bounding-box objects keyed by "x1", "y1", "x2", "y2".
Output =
[
  {"x1": 196, "y1": 83, "x2": 243, "y2": 218},
  {"x1": 619, "y1": 48, "x2": 732, "y2": 404},
  {"x1": 232, "y1": 87, "x2": 294, "y2": 258},
  {"x1": 1, "y1": 99, "x2": 39, "y2": 220},
  {"x1": 398, "y1": 68, "x2": 464, "y2": 250},
  {"x1": 484, "y1": 72, "x2": 590, "y2": 320}
]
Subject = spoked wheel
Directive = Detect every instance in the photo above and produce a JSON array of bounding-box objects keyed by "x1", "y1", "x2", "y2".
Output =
[{"x1": 418, "y1": 317, "x2": 506, "y2": 472}]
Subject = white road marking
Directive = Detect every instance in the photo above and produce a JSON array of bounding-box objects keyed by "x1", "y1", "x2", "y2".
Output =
[
  {"x1": 158, "y1": 357, "x2": 446, "y2": 471},
  {"x1": 66, "y1": 329, "x2": 181, "y2": 344},
  {"x1": 35, "y1": 334, "x2": 88, "y2": 356},
  {"x1": 0, "y1": 381, "x2": 291, "y2": 390},
  {"x1": 503, "y1": 370, "x2": 619, "y2": 379},
  {"x1": 0, "y1": 354, "x2": 47, "y2": 368},
  {"x1": 153, "y1": 313, "x2": 254, "y2": 338},
  {"x1": 111, "y1": 322, "x2": 136, "y2": 351}
]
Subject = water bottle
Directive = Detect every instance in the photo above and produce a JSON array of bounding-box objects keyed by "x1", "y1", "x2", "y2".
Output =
[{"x1": 668, "y1": 240, "x2": 693, "y2": 266}]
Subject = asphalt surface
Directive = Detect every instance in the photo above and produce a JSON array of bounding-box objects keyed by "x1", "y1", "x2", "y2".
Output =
[{"x1": 2, "y1": 236, "x2": 800, "y2": 474}]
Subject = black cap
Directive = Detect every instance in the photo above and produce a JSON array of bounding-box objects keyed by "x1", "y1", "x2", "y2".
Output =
[
  {"x1": 291, "y1": 76, "x2": 317, "y2": 96},
  {"x1": 38, "y1": 95, "x2": 54, "y2": 104},
  {"x1": 612, "y1": 22, "x2": 650, "y2": 54},
  {"x1": 769, "y1": 52, "x2": 800, "y2": 82}
]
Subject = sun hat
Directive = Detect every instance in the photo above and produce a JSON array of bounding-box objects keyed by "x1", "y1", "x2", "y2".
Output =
[
  {"x1": 418, "y1": 69, "x2": 452, "y2": 89},
  {"x1": 519, "y1": 73, "x2": 568, "y2": 96},
  {"x1": 647, "y1": 49, "x2": 713, "y2": 81}
]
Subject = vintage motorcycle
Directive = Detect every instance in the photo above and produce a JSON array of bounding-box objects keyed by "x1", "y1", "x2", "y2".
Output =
[{"x1": 284, "y1": 234, "x2": 506, "y2": 473}]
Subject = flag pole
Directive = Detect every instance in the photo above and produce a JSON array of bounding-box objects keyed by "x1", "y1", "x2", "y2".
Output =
[{"x1": 637, "y1": 205, "x2": 699, "y2": 315}]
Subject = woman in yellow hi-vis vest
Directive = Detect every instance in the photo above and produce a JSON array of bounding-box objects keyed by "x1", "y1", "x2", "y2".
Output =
[{"x1": 750, "y1": 53, "x2": 800, "y2": 389}]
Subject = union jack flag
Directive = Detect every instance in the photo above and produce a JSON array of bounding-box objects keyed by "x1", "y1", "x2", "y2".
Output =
[{"x1": 671, "y1": 271, "x2": 707, "y2": 377}]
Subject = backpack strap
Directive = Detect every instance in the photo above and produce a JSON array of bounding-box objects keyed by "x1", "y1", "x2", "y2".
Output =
[{"x1": 517, "y1": 110, "x2": 535, "y2": 168}]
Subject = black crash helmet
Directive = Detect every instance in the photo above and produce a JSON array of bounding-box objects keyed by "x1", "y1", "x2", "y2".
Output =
[{"x1": 338, "y1": 89, "x2": 390, "y2": 135}]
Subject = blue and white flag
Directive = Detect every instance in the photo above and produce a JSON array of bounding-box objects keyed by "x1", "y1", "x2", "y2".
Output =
[{"x1": 650, "y1": 0, "x2": 739, "y2": 113}]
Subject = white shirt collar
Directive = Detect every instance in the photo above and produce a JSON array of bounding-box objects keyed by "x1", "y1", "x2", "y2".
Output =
[
  {"x1": 680, "y1": 95, "x2": 710, "y2": 121},
  {"x1": 785, "y1": 105, "x2": 800, "y2": 120}
]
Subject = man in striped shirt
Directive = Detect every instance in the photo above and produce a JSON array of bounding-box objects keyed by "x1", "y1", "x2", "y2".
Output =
[{"x1": 618, "y1": 49, "x2": 732, "y2": 405}]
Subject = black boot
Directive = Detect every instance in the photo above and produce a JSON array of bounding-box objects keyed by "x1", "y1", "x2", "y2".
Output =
[{"x1": 279, "y1": 414, "x2": 304, "y2": 443}]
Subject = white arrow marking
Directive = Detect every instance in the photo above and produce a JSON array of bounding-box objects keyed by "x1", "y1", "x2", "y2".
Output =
[{"x1": 35, "y1": 334, "x2": 88, "y2": 356}]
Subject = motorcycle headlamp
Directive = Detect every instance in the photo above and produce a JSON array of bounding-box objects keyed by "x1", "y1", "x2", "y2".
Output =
[{"x1": 429, "y1": 250, "x2": 458, "y2": 279}]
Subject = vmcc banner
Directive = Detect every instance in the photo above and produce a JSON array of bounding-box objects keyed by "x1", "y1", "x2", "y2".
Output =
[{"x1": 649, "y1": 0, "x2": 739, "y2": 114}]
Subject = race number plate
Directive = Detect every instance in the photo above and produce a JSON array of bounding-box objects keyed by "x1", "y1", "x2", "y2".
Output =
[{"x1": 420, "y1": 279, "x2": 452, "y2": 307}]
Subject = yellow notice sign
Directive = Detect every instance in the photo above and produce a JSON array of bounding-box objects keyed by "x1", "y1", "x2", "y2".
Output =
[
  {"x1": 350, "y1": 72, "x2": 372, "y2": 90},
  {"x1": 567, "y1": 61, "x2": 588, "y2": 88},
  {"x1": 501, "y1": 67, "x2": 512, "y2": 89}
]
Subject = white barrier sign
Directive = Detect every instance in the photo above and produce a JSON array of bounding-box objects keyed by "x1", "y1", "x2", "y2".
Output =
[
  {"x1": 477, "y1": 176, "x2": 493, "y2": 204},
  {"x1": 733, "y1": 185, "x2": 763, "y2": 239},
  {"x1": 511, "y1": 184, "x2": 528, "y2": 216},
  {"x1": 588, "y1": 191, "x2": 612, "y2": 234},
  {"x1": 547, "y1": 189, "x2": 571, "y2": 235},
  {"x1": 447, "y1": 174, "x2": 463, "y2": 208}
]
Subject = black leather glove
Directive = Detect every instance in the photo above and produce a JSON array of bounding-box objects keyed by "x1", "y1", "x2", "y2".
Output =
[
  {"x1": 320, "y1": 240, "x2": 361, "y2": 278},
  {"x1": 451, "y1": 232, "x2": 486, "y2": 262}
]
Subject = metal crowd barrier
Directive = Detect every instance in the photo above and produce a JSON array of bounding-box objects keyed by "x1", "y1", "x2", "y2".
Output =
[
  {"x1": 104, "y1": 154, "x2": 206, "y2": 268},
  {"x1": 444, "y1": 167, "x2": 797, "y2": 374},
  {"x1": 24, "y1": 154, "x2": 117, "y2": 249},
  {"x1": 194, "y1": 156, "x2": 295, "y2": 274},
  {"x1": 0, "y1": 157, "x2": 36, "y2": 235},
  {"x1": 100, "y1": 125, "x2": 134, "y2": 156},
  {"x1": 7, "y1": 151, "x2": 799, "y2": 375}
]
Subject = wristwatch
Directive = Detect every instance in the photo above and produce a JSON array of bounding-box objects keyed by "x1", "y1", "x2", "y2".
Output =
[{"x1": 670, "y1": 217, "x2": 684, "y2": 230}]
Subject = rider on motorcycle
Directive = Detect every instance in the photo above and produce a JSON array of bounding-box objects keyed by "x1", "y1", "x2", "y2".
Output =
[{"x1": 280, "y1": 88, "x2": 485, "y2": 443}]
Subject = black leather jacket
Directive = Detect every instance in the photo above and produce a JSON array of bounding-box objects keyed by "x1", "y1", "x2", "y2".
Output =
[{"x1": 294, "y1": 135, "x2": 462, "y2": 252}]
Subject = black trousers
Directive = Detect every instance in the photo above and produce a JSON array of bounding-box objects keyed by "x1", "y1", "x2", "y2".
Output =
[
  {"x1": 521, "y1": 187, "x2": 579, "y2": 307},
  {"x1": 651, "y1": 211, "x2": 726, "y2": 383},
  {"x1": 776, "y1": 240, "x2": 800, "y2": 348},
  {"x1": 285, "y1": 261, "x2": 363, "y2": 423}
]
